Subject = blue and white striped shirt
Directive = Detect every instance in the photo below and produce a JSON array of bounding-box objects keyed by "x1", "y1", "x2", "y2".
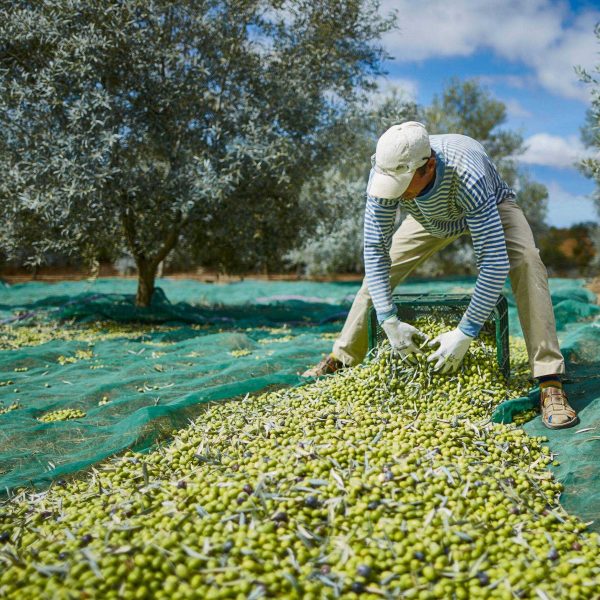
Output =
[{"x1": 364, "y1": 134, "x2": 515, "y2": 338}]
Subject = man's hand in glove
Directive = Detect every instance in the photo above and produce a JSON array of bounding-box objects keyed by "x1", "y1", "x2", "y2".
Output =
[
  {"x1": 426, "y1": 328, "x2": 473, "y2": 373},
  {"x1": 381, "y1": 316, "x2": 429, "y2": 363}
]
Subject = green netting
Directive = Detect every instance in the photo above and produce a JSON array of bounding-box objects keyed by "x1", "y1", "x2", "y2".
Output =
[
  {"x1": 0, "y1": 276, "x2": 598, "y2": 532},
  {"x1": 0, "y1": 281, "x2": 359, "y2": 492},
  {"x1": 521, "y1": 351, "x2": 600, "y2": 530}
]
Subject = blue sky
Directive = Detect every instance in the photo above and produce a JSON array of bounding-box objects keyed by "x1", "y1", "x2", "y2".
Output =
[{"x1": 375, "y1": 0, "x2": 599, "y2": 227}]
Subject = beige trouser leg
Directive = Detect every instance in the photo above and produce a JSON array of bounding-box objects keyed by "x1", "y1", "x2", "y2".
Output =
[
  {"x1": 498, "y1": 200, "x2": 564, "y2": 377},
  {"x1": 332, "y1": 201, "x2": 565, "y2": 378},
  {"x1": 332, "y1": 215, "x2": 461, "y2": 365}
]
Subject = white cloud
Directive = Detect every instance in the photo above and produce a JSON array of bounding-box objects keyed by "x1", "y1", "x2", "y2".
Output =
[
  {"x1": 478, "y1": 75, "x2": 530, "y2": 90},
  {"x1": 545, "y1": 181, "x2": 598, "y2": 227},
  {"x1": 503, "y1": 98, "x2": 533, "y2": 119},
  {"x1": 518, "y1": 134, "x2": 592, "y2": 169},
  {"x1": 381, "y1": 0, "x2": 598, "y2": 101},
  {"x1": 375, "y1": 76, "x2": 419, "y2": 101}
]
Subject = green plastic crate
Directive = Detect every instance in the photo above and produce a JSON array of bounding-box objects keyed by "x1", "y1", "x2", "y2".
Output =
[{"x1": 368, "y1": 292, "x2": 510, "y2": 379}]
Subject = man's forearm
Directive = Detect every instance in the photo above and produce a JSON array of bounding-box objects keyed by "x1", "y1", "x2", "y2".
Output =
[
  {"x1": 363, "y1": 195, "x2": 399, "y2": 322},
  {"x1": 460, "y1": 202, "x2": 510, "y2": 337}
]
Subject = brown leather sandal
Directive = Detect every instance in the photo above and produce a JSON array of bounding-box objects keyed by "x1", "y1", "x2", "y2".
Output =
[
  {"x1": 301, "y1": 355, "x2": 345, "y2": 378},
  {"x1": 540, "y1": 386, "x2": 579, "y2": 429}
]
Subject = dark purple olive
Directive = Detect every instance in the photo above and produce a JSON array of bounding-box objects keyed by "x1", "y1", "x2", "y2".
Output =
[
  {"x1": 547, "y1": 548, "x2": 559, "y2": 561},
  {"x1": 510, "y1": 506, "x2": 520, "y2": 515},
  {"x1": 223, "y1": 540, "x2": 234, "y2": 553},
  {"x1": 350, "y1": 581, "x2": 365, "y2": 593},
  {"x1": 320, "y1": 564, "x2": 331, "y2": 575},
  {"x1": 413, "y1": 551, "x2": 425, "y2": 561},
  {"x1": 572, "y1": 541, "x2": 582, "y2": 551},
  {"x1": 242, "y1": 484, "x2": 253, "y2": 495},
  {"x1": 272, "y1": 511, "x2": 288, "y2": 523},
  {"x1": 305, "y1": 495, "x2": 319, "y2": 509},
  {"x1": 383, "y1": 471, "x2": 394, "y2": 482},
  {"x1": 357, "y1": 564, "x2": 372, "y2": 578},
  {"x1": 0, "y1": 531, "x2": 10, "y2": 543},
  {"x1": 476, "y1": 571, "x2": 490, "y2": 586},
  {"x1": 58, "y1": 551, "x2": 69, "y2": 560},
  {"x1": 80, "y1": 534, "x2": 93, "y2": 547},
  {"x1": 177, "y1": 480, "x2": 187, "y2": 489},
  {"x1": 236, "y1": 496, "x2": 245, "y2": 505}
]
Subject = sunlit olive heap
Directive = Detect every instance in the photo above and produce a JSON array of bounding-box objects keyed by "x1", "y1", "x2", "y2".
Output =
[
  {"x1": 37, "y1": 409, "x2": 87, "y2": 423},
  {"x1": 0, "y1": 317, "x2": 598, "y2": 599}
]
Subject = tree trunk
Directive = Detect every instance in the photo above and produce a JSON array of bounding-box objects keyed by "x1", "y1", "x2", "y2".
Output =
[
  {"x1": 121, "y1": 206, "x2": 184, "y2": 308},
  {"x1": 136, "y1": 258, "x2": 158, "y2": 307}
]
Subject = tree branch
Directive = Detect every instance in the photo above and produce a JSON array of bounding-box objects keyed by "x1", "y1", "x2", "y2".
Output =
[
  {"x1": 151, "y1": 211, "x2": 186, "y2": 268},
  {"x1": 121, "y1": 204, "x2": 143, "y2": 261}
]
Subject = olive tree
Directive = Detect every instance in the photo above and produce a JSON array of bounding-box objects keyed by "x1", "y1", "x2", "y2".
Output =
[
  {"x1": 0, "y1": 0, "x2": 393, "y2": 304},
  {"x1": 288, "y1": 79, "x2": 548, "y2": 275},
  {"x1": 421, "y1": 78, "x2": 548, "y2": 237},
  {"x1": 285, "y1": 89, "x2": 419, "y2": 275},
  {"x1": 577, "y1": 23, "x2": 600, "y2": 269},
  {"x1": 413, "y1": 79, "x2": 549, "y2": 276},
  {"x1": 578, "y1": 24, "x2": 600, "y2": 212}
]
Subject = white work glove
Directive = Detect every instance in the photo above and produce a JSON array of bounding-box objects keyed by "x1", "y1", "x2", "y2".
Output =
[
  {"x1": 427, "y1": 327, "x2": 473, "y2": 374},
  {"x1": 381, "y1": 316, "x2": 429, "y2": 363}
]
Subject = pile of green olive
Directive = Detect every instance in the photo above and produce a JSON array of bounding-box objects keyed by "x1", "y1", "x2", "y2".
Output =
[
  {"x1": 36, "y1": 409, "x2": 87, "y2": 423},
  {"x1": 0, "y1": 318, "x2": 598, "y2": 599}
]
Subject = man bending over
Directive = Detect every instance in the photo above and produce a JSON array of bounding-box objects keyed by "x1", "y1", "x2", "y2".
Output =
[{"x1": 303, "y1": 122, "x2": 578, "y2": 430}]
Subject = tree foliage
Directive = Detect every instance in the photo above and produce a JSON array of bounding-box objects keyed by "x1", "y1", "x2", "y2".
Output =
[
  {"x1": 285, "y1": 90, "x2": 418, "y2": 275},
  {"x1": 288, "y1": 79, "x2": 549, "y2": 276},
  {"x1": 539, "y1": 223, "x2": 597, "y2": 275},
  {"x1": 421, "y1": 78, "x2": 548, "y2": 240},
  {"x1": 578, "y1": 23, "x2": 600, "y2": 219},
  {"x1": 393, "y1": 79, "x2": 548, "y2": 277},
  {"x1": 0, "y1": 0, "x2": 393, "y2": 303},
  {"x1": 422, "y1": 78, "x2": 522, "y2": 168}
]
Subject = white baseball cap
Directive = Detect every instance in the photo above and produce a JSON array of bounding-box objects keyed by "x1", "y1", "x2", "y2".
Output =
[{"x1": 367, "y1": 121, "x2": 431, "y2": 199}]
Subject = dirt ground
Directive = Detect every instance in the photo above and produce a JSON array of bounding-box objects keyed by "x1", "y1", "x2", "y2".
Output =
[
  {"x1": 3, "y1": 266, "x2": 600, "y2": 303},
  {"x1": 0, "y1": 264, "x2": 363, "y2": 284}
]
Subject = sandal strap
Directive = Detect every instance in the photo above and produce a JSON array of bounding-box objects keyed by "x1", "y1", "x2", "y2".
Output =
[{"x1": 541, "y1": 387, "x2": 576, "y2": 424}]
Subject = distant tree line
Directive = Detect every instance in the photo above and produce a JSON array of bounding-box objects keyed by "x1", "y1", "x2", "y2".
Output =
[{"x1": 538, "y1": 223, "x2": 597, "y2": 276}]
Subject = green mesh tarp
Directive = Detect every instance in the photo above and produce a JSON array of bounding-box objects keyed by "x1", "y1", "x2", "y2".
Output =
[
  {"x1": 0, "y1": 276, "x2": 598, "y2": 532},
  {"x1": 0, "y1": 280, "x2": 360, "y2": 492}
]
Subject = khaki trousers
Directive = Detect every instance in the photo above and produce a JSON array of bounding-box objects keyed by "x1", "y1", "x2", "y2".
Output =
[{"x1": 332, "y1": 200, "x2": 565, "y2": 378}]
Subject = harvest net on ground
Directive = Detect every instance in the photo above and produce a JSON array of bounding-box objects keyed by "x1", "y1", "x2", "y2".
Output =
[{"x1": 0, "y1": 276, "x2": 599, "y2": 535}]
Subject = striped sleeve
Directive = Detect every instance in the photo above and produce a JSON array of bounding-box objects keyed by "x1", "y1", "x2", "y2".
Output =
[
  {"x1": 363, "y1": 193, "x2": 400, "y2": 323},
  {"x1": 458, "y1": 198, "x2": 510, "y2": 337}
]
